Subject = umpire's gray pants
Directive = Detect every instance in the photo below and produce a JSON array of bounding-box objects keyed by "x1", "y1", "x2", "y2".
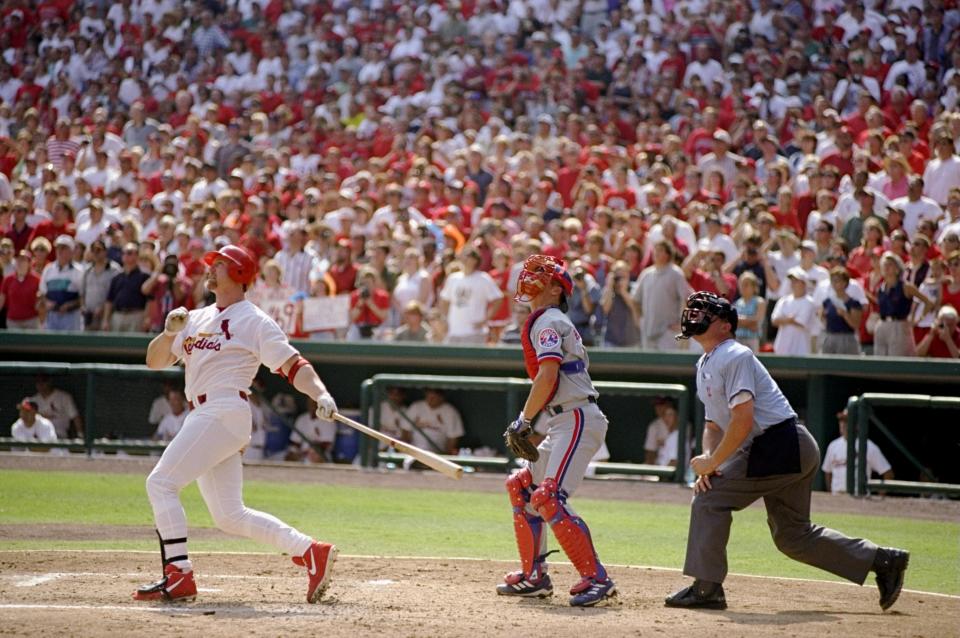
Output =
[{"x1": 683, "y1": 424, "x2": 877, "y2": 585}]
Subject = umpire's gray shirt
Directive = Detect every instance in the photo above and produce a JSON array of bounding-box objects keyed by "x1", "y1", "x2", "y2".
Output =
[{"x1": 696, "y1": 339, "x2": 796, "y2": 462}]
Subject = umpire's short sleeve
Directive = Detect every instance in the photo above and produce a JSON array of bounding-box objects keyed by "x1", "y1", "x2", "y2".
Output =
[{"x1": 723, "y1": 350, "x2": 757, "y2": 405}]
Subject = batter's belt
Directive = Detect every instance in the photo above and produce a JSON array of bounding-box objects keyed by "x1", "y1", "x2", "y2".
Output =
[{"x1": 188, "y1": 390, "x2": 248, "y2": 410}]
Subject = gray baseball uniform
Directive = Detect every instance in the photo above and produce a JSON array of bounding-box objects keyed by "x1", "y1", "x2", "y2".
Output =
[
  {"x1": 684, "y1": 339, "x2": 878, "y2": 585},
  {"x1": 524, "y1": 306, "x2": 607, "y2": 502}
]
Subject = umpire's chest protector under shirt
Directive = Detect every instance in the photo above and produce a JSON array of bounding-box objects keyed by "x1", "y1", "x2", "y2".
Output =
[{"x1": 696, "y1": 339, "x2": 797, "y2": 453}]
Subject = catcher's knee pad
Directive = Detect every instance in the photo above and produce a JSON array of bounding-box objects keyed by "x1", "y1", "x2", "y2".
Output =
[
  {"x1": 505, "y1": 468, "x2": 534, "y2": 508},
  {"x1": 506, "y1": 468, "x2": 545, "y2": 578},
  {"x1": 531, "y1": 478, "x2": 607, "y2": 581}
]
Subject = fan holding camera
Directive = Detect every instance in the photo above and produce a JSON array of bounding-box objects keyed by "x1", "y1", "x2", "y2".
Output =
[{"x1": 347, "y1": 268, "x2": 390, "y2": 340}]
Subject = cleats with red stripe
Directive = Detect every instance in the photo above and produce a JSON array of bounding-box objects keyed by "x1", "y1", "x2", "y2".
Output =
[
  {"x1": 293, "y1": 541, "x2": 338, "y2": 603},
  {"x1": 132, "y1": 564, "x2": 197, "y2": 603}
]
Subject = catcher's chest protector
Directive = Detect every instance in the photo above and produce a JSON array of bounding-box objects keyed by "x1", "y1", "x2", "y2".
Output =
[{"x1": 521, "y1": 307, "x2": 549, "y2": 380}]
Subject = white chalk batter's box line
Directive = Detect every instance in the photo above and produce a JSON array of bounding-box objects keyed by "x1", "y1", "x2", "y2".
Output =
[{"x1": 0, "y1": 549, "x2": 956, "y2": 600}]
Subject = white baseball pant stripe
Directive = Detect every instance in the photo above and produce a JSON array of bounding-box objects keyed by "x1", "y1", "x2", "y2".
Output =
[{"x1": 145, "y1": 397, "x2": 313, "y2": 560}]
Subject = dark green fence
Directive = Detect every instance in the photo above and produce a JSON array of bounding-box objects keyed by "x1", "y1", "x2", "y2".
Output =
[
  {"x1": 359, "y1": 373, "x2": 689, "y2": 480},
  {"x1": 846, "y1": 393, "x2": 960, "y2": 497}
]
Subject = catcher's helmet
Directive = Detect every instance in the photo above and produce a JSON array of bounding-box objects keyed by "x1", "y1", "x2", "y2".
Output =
[
  {"x1": 514, "y1": 254, "x2": 573, "y2": 303},
  {"x1": 677, "y1": 291, "x2": 738, "y2": 340},
  {"x1": 203, "y1": 244, "x2": 258, "y2": 286}
]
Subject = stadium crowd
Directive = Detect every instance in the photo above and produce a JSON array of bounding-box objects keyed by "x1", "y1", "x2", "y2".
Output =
[{"x1": 0, "y1": 0, "x2": 959, "y2": 357}]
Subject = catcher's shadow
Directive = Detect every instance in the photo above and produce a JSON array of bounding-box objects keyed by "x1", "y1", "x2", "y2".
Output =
[{"x1": 517, "y1": 598, "x2": 622, "y2": 616}]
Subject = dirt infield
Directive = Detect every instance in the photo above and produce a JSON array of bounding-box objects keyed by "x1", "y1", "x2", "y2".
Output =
[{"x1": 0, "y1": 550, "x2": 957, "y2": 638}]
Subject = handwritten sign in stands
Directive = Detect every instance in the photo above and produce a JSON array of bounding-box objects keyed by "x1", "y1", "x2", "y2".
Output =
[
  {"x1": 258, "y1": 298, "x2": 299, "y2": 334},
  {"x1": 301, "y1": 295, "x2": 351, "y2": 333}
]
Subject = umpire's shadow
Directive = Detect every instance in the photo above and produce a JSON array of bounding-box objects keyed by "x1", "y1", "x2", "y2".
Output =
[{"x1": 716, "y1": 609, "x2": 899, "y2": 625}]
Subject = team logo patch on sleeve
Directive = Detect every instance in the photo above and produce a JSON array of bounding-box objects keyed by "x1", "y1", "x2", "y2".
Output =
[{"x1": 538, "y1": 327, "x2": 560, "y2": 349}]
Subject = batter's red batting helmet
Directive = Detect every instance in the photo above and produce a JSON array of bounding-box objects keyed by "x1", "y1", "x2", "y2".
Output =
[{"x1": 203, "y1": 244, "x2": 257, "y2": 286}]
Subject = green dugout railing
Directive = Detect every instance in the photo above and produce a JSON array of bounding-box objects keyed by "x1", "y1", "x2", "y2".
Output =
[
  {"x1": 359, "y1": 373, "x2": 690, "y2": 481},
  {"x1": 0, "y1": 361, "x2": 179, "y2": 455},
  {"x1": 845, "y1": 393, "x2": 960, "y2": 497}
]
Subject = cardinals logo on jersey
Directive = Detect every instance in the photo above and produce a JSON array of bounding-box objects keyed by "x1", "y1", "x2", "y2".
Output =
[{"x1": 183, "y1": 320, "x2": 233, "y2": 355}]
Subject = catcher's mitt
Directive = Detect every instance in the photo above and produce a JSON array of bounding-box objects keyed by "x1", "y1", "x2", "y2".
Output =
[{"x1": 504, "y1": 416, "x2": 539, "y2": 462}]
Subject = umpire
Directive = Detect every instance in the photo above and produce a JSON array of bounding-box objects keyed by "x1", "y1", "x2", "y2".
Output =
[{"x1": 665, "y1": 291, "x2": 909, "y2": 611}]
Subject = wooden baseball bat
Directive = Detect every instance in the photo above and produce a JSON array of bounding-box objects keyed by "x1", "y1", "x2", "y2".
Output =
[{"x1": 332, "y1": 412, "x2": 464, "y2": 480}]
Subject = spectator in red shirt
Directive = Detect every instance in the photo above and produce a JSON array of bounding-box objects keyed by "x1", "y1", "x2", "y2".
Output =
[
  {"x1": 28, "y1": 198, "x2": 75, "y2": 247},
  {"x1": 682, "y1": 249, "x2": 739, "y2": 301},
  {"x1": 821, "y1": 127, "x2": 856, "y2": 177},
  {"x1": 0, "y1": 250, "x2": 41, "y2": 329},
  {"x1": 915, "y1": 305, "x2": 960, "y2": 359},
  {"x1": 348, "y1": 268, "x2": 389, "y2": 340},
  {"x1": 327, "y1": 238, "x2": 359, "y2": 295}
]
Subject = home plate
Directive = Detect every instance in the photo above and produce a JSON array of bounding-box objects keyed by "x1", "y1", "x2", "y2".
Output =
[
  {"x1": 363, "y1": 579, "x2": 395, "y2": 586},
  {"x1": 197, "y1": 588, "x2": 222, "y2": 593}
]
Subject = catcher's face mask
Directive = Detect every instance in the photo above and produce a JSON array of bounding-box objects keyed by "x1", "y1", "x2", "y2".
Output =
[
  {"x1": 515, "y1": 254, "x2": 573, "y2": 303},
  {"x1": 677, "y1": 291, "x2": 737, "y2": 340}
]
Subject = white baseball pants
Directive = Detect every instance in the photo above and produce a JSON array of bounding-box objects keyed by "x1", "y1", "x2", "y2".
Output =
[{"x1": 146, "y1": 395, "x2": 313, "y2": 568}]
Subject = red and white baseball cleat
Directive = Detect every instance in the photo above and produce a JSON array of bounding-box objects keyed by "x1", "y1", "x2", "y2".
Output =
[
  {"x1": 132, "y1": 564, "x2": 197, "y2": 602},
  {"x1": 292, "y1": 541, "x2": 338, "y2": 603}
]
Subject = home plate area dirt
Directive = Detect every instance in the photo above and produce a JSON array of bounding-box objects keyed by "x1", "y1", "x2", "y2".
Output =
[{"x1": 0, "y1": 551, "x2": 956, "y2": 637}]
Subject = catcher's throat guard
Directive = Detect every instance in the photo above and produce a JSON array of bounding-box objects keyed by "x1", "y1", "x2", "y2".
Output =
[
  {"x1": 515, "y1": 255, "x2": 573, "y2": 304},
  {"x1": 677, "y1": 291, "x2": 738, "y2": 340}
]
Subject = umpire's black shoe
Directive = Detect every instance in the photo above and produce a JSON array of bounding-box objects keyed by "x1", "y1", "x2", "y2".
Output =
[
  {"x1": 664, "y1": 579, "x2": 727, "y2": 610},
  {"x1": 873, "y1": 547, "x2": 909, "y2": 611}
]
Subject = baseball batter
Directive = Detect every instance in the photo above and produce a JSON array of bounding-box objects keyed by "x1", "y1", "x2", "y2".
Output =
[
  {"x1": 500, "y1": 255, "x2": 616, "y2": 607},
  {"x1": 138, "y1": 245, "x2": 339, "y2": 604},
  {"x1": 665, "y1": 291, "x2": 909, "y2": 611}
]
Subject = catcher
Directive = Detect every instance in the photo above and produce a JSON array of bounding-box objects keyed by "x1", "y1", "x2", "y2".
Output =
[{"x1": 499, "y1": 255, "x2": 616, "y2": 607}]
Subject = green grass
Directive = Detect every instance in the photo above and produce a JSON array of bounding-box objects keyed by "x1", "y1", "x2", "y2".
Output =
[{"x1": 1, "y1": 469, "x2": 957, "y2": 594}]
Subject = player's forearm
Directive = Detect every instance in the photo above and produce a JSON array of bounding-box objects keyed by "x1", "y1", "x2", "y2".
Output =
[
  {"x1": 146, "y1": 333, "x2": 177, "y2": 369},
  {"x1": 288, "y1": 361, "x2": 330, "y2": 402},
  {"x1": 522, "y1": 365, "x2": 559, "y2": 420}
]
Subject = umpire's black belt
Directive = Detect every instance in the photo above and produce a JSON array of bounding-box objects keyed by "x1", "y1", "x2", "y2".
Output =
[{"x1": 545, "y1": 395, "x2": 596, "y2": 417}]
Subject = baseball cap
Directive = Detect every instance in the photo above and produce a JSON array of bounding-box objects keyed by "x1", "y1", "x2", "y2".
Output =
[
  {"x1": 17, "y1": 398, "x2": 38, "y2": 412},
  {"x1": 54, "y1": 234, "x2": 75, "y2": 249},
  {"x1": 800, "y1": 240, "x2": 817, "y2": 252},
  {"x1": 786, "y1": 266, "x2": 807, "y2": 280}
]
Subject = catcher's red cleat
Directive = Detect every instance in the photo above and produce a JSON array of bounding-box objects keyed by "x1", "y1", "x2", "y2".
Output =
[
  {"x1": 292, "y1": 541, "x2": 338, "y2": 603},
  {"x1": 132, "y1": 564, "x2": 197, "y2": 602}
]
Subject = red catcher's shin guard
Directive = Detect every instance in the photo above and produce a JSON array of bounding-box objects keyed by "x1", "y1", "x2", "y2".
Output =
[
  {"x1": 531, "y1": 478, "x2": 607, "y2": 581},
  {"x1": 506, "y1": 468, "x2": 546, "y2": 579}
]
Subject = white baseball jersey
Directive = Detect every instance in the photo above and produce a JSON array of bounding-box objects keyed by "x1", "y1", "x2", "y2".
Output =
[
  {"x1": 11, "y1": 416, "x2": 58, "y2": 442},
  {"x1": 171, "y1": 300, "x2": 297, "y2": 402},
  {"x1": 821, "y1": 436, "x2": 892, "y2": 494},
  {"x1": 290, "y1": 412, "x2": 337, "y2": 448},
  {"x1": 155, "y1": 410, "x2": 189, "y2": 442},
  {"x1": 403, "y1": 399, "x2": 465, "y2": 452},
  {"x1": 28, "y1": 389, "x2": 79, "y2": 438}
]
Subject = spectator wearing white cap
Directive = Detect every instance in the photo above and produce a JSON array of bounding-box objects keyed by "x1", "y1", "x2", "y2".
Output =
[
  {"x1": 39, "y1": 235, "x2": 84, "y2": 331},
  {"x1": 771, "y1": 266, "x2": 817, "y2": 355},
  {"x1": 696, "y1": 130, "x2": 742, "y2": 185}
]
